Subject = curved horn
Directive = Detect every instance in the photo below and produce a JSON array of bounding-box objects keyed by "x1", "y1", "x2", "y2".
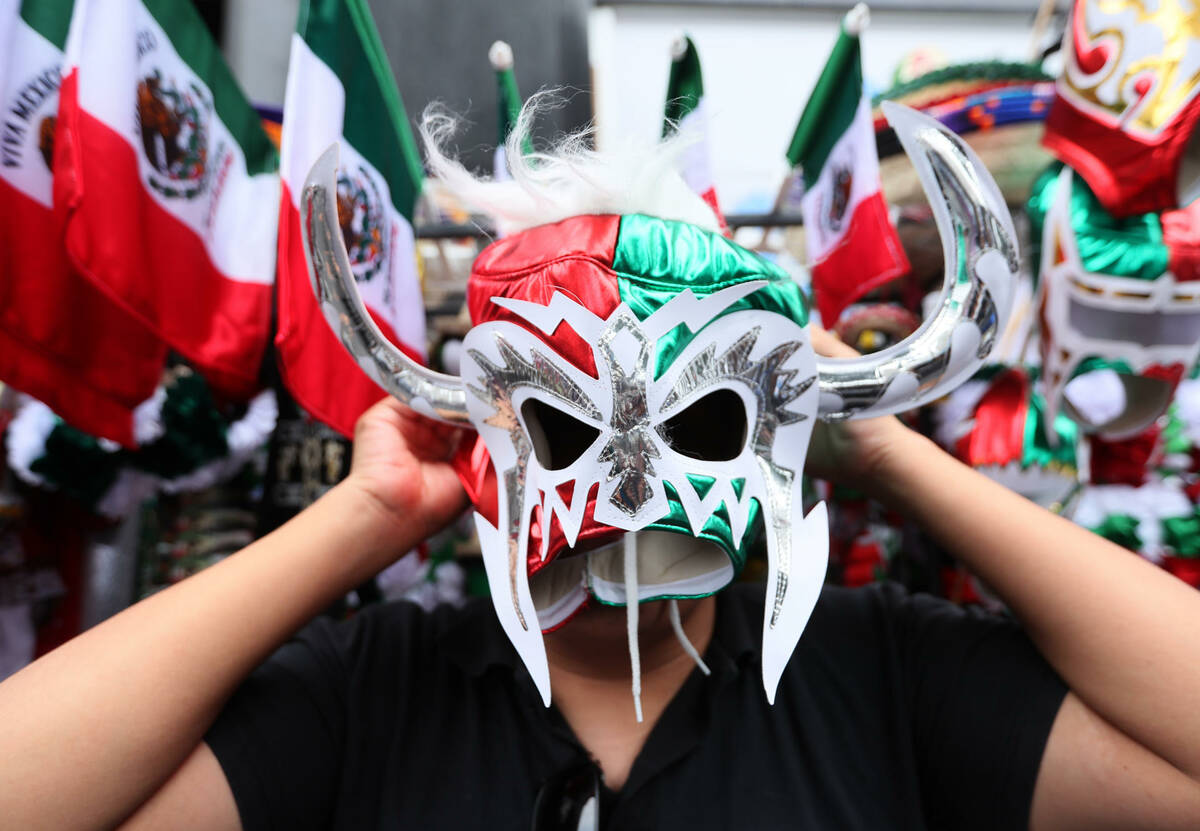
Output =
[
  {"x1": 300, "y1": 144, "x2": 471, "y2": 425},
  {"x1": 816, "y1": 102, "x2": 1019, "y2": 422}
]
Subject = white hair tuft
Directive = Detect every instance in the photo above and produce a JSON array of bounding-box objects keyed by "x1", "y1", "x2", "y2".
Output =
[{"x1": 419, "y1": 90, "x2": 721, "y2": 236}]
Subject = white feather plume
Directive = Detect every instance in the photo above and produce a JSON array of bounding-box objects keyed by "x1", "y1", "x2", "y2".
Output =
[{"x1": 419, "y1": 90, "x2": 721, "y2": 236}]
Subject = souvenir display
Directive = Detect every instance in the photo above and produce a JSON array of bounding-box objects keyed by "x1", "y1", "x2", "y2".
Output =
[
  {"x1": 1043, "y1": 0, "x2": 1200, "y2": 218},
  {"x1": 1028, "y1": 164, "x2": 1200, "y2": 440}
]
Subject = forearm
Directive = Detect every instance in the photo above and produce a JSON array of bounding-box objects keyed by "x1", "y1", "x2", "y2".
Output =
[
  {"x1": 875, "y1": 430, "x2": 1200, "y2": 780},
  {"x1": 0, "y1": 481, "x2": 416, "y2": 830}
]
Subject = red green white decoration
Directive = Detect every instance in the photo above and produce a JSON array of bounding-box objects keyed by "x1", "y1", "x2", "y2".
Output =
[
  {"x1": 274, "y1": 0, "x2": 427, "y2": 438},
  {"x1": 489, "y1": 40, "x2": 528, "y2": 183},
  {"x1": 662, "y1": 34, "x2": 723, "y2": 226},
  {"x1": 54, "y1": 0, "x2": 279, "y2": 401},
  {"x1": 0, "y1": 0, "x2": 165, "y2": 446},
  {"x1": 787, "y1": 3, "x2": 909, "y2": 328}
]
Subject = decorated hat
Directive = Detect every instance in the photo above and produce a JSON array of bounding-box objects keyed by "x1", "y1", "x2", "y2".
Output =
[
  {"x1": 875, "y1": 60, "x2": 1057, "y2": 206},
  {"x1": 301, "y1": 101, "x2": 1019, "y2": 710}
]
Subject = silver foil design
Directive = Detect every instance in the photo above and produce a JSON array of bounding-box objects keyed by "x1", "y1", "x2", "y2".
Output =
[
  {"x1": 466, "y1": 332, "x2": 602, "y2": 628},
  {"x1": 816, "y1": 103, "x2": 1018, "y2": 423},
  {"x1": 300, "y1": 145, "x2": 471, "y2": 426},
  {"x1": 596, "y1": 310, "x2": 662, "y2": 517},
  {"x1": 662, "y1": 326, "x2": 815, "y2": 626}
]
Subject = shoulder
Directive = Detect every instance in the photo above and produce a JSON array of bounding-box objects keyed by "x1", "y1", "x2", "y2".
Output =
[{"x1": 279, "y1": 596, "x2": 507, "y2": 683}]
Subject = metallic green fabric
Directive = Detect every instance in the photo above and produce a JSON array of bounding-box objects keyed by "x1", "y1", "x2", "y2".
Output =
[
  {"x1": 1022, "y1": 387, "x2": 1079, "y2": 471},
  {"x1": 1162, "y1": 511, "x2": 1200, "y2": 557},
  {"x1": 612, "y1": 214, "x2": 809, "y2": 379},
  {"x1": 1091, "y1": 514, "x2": 1143, "y2": 552},
  {"x1": 1026, "y1": 163, "x2": 1169, "y2": 285},
  {"x1": 1072, "y1": 356, "x2": 1135, "y2": 379},
  {"x1": 30, "y1": 424, "x2": 124, "y2": 507},
  {"x1": 133, "y1": 373, "x2": 229, "y2": 479},
  {"x1": 589, "y1": 479, "x2": 763, "y2": 606}
]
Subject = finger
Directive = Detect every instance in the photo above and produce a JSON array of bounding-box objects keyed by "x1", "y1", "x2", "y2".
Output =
[{"x1": 809, "y1": 325, "x2": 861, "y2": 359}]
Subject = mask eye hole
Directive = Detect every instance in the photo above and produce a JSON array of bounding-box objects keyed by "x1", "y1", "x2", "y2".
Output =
[
  {"x1": 521, "y1": 399, "x2": 601, "y2": 470},
  {"x1": 657, "y1": 389, "x2": 748, "y2": 462}
]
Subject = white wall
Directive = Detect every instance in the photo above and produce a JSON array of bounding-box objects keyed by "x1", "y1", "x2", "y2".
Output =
[{"x1": 589, "y1": 3, "x2": 1040, "y2": 214}]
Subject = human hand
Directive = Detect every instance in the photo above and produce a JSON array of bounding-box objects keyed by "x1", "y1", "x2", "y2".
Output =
[
  {"x1": 343, "y1": 397, "x2": 471, "y2": 543},
  {"x1": 803, "y1": 327, "x2": 928, "y2": 501}
]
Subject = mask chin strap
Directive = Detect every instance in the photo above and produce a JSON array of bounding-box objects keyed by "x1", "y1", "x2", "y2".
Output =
[
  {"x1": 668, "y1": 599, "x2": 711, "y2": 677},
  {"x1": 624, "y1": 532, "x2": 643, "y2": 723},
  {"x1": 623, "y1": 534, "x2": 715, "y2": 725}
]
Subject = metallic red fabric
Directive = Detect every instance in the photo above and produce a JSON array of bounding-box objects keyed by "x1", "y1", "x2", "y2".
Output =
[
  {"x1": 468, "y1": 215, "x2": 622, "y2": 378},
  {"x1": 956, "y1": 368, "x2": 1029, "y2": 468},
  {"x1": 454, "y1": 215, "x2": 626, "y2": 574}
]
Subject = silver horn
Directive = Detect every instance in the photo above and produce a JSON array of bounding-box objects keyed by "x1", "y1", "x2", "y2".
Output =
[
  {"x1": 301, "y1": 144, "x2": 470, "y2": 425},
  {"x1": 816, "y1": 102, "x2": 1019, "y2": 422}
]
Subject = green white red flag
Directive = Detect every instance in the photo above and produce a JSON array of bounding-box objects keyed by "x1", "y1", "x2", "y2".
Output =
[
  {"x1": 275, "y1": 0, "x2": 427, "y2": 437},
  {"x1": 663, "y1": 35, "x2": 724, "y2": 226},
  {"x1": 787, "y1": 4, "x2": 908, "y2": 328},
  {"x1": 54, "y1": 0, "x2": 279, "y2": 401},
  {"x1": 0, "y1": 0, "x2": 165, "y2": 446},
  {"x1": 489, "y1": 40, "x2": 529, "y2": 182}
]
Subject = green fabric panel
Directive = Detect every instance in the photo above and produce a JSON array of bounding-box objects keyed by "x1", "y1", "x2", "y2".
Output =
[
  {"x1": 131, "y1": 373, "x2": 229, "y2": 478},
  {"x1": 686, "y1": 472, "x2": 715, "y2": 501},
  {"x1": 1026, "y1": 162, "x2": 1169, "y2": 285},
  {"x1": 20, "y1": 0, "x2": 72, "y2": 49},
  {"x1": 612, "y1": 215, "x2": 809, "y2": 379},
  {"x1": 639, "y1": 481, "x2": 763, "y2": 585},
  {"x1": 1022, "y1": 387, "x2": 1078, "y2": 471},
  {"x1": 30, "y1": 423, "x2": 124, "y2": 508},
  {"x1": 141, "y1": 0, "x2": 278, "y2": 176},
  {"x1": 1074, "y1": 356, "x2": 1135, "y2": 378},
  {"x1": 662, "y1": 35, "x2": 703, "y2": 136},
  {"x1": 1090, "y1": 514, "x2": 1143, "y2": 552},
  {"x1": 299, "y1": 0, "x2": 423, "y2": 218},
  {"x1": 1162, "y1": 510, "x2": 1200, "y2": 557},
  {"x1": 786, "y1": 24, "x2": 861, "y2": 180}
]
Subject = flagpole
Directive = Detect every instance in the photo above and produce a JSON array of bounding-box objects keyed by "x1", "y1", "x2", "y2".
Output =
[{"x1": 762, "y1": 2, "x2": 870, "y2": 252}]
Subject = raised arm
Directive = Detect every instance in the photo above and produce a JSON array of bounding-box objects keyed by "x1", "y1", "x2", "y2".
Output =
[
  {"x1": 806, "y1": 328, "x2": 1200, "y2": 829},
  {"x1": 0, "y1": 399, "x2": 468, "y2": 830}
]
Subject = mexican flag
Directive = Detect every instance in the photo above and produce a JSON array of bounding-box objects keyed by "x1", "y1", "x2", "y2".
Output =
[
  {"x1": 54, "y1": 0, "x2": 279, "y2": 401},
  {"x1": 0, "y1": 0, "x2": 165, "y2": 446},
  {"x1": 489, "y1": 40, "x2": 529, "y2": 182},
  {"x1": 663, "y1": 35, "x2": 724, "y2": 226},
  {"x1": 787, "y1": 3, "x2": 909, "y2": 328},
  {"x1": 274, "y1": 0, "x2": 427, "y2": 438}
]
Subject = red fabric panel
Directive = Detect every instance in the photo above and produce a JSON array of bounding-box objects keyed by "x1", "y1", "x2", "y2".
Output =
[
  {"x1": 1162, "y1": 199, "x2": 1200, "y2": 282},
  {"x1": 468, "y1": 215, "x2": 622, "y2": 378},
  {"x1": 955, "y1": 368, "x2": 1029, "y2": 468},
  {"x1": 1043, "y1": 95, "x2": 1200, "y2": 218}
]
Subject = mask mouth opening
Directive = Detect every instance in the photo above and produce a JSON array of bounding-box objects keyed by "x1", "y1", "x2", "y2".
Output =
[
  {"x1": 529, "y1": 531, "x2": 734, "y2": 631},
  {"x1": 1062, "y1": 368, "x2": 1174, "y2": 438}
]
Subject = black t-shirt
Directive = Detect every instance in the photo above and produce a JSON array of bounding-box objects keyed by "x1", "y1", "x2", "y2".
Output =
[{"x1": 206, "y1": 582, "x2": 1067, "y2": 830}]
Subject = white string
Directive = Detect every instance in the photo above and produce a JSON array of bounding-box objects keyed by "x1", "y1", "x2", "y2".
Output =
[
  {"x1": 624, "y1": 533, "x2": 643, "y2": 723},
  {"x1": 668, "y1": 599, "x2": 711, "y2": 676}
]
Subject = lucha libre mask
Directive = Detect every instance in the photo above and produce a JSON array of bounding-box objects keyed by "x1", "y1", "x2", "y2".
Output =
[
  {"x1": 1031, "y1": 164, "x2": 1200, "y2": 440},
  {"x1": 301, "y1": 103, "x2": 1018, "y2": 705},
  {"x1": 1043, "y1": 0, "x2": 1200, "y2": 217}
]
